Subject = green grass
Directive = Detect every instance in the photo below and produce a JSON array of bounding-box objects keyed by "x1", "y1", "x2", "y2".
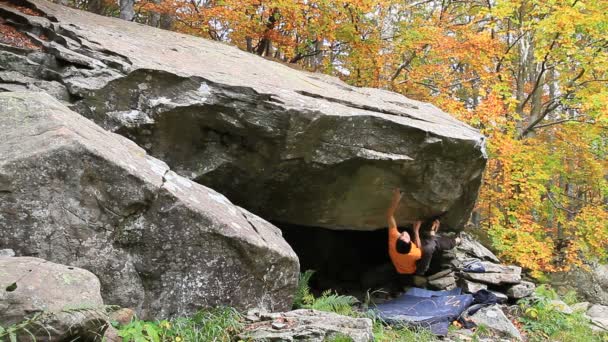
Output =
[
  {"x1": 369, "y1": 315, "x2": 438, "y2": 342},
  {"x1": 116, "y1": 307, "x2": 243, "y2": 342},
  {"x1": 518, "y1": 285, "x2": 608, "y2": 342}
]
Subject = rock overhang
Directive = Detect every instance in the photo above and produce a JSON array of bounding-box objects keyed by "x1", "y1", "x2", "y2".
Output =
[{"x1": 0, "y1": 0, "x2": 487, "y2": 232}]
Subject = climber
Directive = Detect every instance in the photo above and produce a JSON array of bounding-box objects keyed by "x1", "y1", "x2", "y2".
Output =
[{"x1": 387, "y1": 188, "x2": 459, "y2": 277}]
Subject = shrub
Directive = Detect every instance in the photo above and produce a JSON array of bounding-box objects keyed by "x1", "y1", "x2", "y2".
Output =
[
  {"x1": 518, "y1": 285, "x2": 607, "y2": 342},
  {"x1": 117, "y1": 307, "x2": 243, "y2": 342}
]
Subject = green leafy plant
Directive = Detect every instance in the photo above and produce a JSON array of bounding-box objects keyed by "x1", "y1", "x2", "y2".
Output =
[
  {"x1": 116, "y1": 307, "x2": 243, "y2": 342},
  {"x1": 325, "y1": 333, "x2": 354, "y2": 342},
  {"x1": 518, "y1": 285, "x2": 607, "y2": 342},
  {"x1": 293, "y1": 269, "x2": 316, "y2": 309},
  {"x1": 307, "y1": 290, "x2": 359, "y2": 316}
]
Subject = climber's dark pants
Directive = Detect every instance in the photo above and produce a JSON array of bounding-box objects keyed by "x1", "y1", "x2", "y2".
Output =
[{"x1": 415, "y1": 235, "x2": 456, "y2": 276}]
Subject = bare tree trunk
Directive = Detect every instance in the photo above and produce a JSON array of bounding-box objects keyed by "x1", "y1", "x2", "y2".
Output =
[
  {"x1": 148, "y1": 0, "x2": 161, "y2": 27},
  {"x1": 255, "y1": 9, "x2": 278, "y2": 56},
  {"x1": 119, "y1": 0, "x2": 134, "y2": 21},
  {"x1": 246, "y1": 37, "x2": 253, "y2": 53},
  {"x1": 159, "y1": 14, "x2": 173, "y2": 29},
  {"x1": 87, "y1": 0, "x2": 104, "y2": 14}
]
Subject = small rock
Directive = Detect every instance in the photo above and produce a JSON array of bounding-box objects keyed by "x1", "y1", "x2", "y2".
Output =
[
  {"x1": 463, "y1": 271, "x2": 521, "y2": 286},
  {"x1": 549, "y1": 300, "x2": 573, "y2": 314},
  {"x1": 271, "y1": 321, "x2": 287, "y2": 329},
  {"x1": 429, "y1": 275, "x2": 457, "y2": 290},
  {"x1": 428, "y1": 269, "x2": 453, "y2": 281},
  {"x1": 108, "y1": 308, "x2": 135, "y2": 326},
  {"x1": 571, "y1": 302, "x2": 591, "y2": 312},
  {"x1": 245, "y1": 308, "x2": 264, "y2": 322},
  {"x1": 478, "y1": 262, "x2": 521, "y2": 275},
  {"x1": 459, "y1": 279, "x2": 487, "y2": 293},
  {"x1": 489, "y1": 291, "x2": 509, "y2": 304},
  {"x1": 587, "y1": 304, "x2": 608, "y2": 318},
  {"x1": 507, "y1": 281, "x2": 535, "y2": 299},
  {"x1": 470, "y1": 305, "x2": 522, "y2": 341},
  {"x1": 586, "y1": 305, "x2": 608, "y2": 332},
  {"x1": 413, "y1": 275, "x2": 428, "y2": 287},
  {"x1": 103, "y1": 326, "x2": 122, "y2": 342},
  {"x1": 0, "y1": 249, "x2": 15, "y2": 257}
]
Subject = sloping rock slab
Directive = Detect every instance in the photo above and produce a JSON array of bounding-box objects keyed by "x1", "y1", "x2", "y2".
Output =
[
  {"x1": 0, "y1": 92, "x2": 299, "y2": 318},
  {"x1": 462, "y1": 272, "x2": 521, "y2": 286},
  {"x1": 0, "y1": 0, "x2": 487, "y2": 231},
  {"x1": 452, "y1": 233, "x2": 500, "y2": 262},
  {"x1": 239, "y1": 309, "x2": 374, "y2": 342},
  {"x1": 0, "y1": 256, "x2": 103, "y2": 326}
]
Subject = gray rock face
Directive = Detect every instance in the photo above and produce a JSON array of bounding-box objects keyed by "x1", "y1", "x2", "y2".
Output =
[
  {"x1": 507, "y1": 281, "x2": 535, "y2": 299},
  {"x1": 571, "y1": 302, "x2": 591, "y2": 312},
  {"x1": 0, "y1": 92, "x2": 299, "y2": 318},
  {"x1": 239, "y1": 309, "x2": 374, "y2": 342},
  {"x1": 462, "y1": 272, "x2": 521, "y2": 286},
  {"x1": 0, "y1": 256, "x2": 103, "y2": 326},
  {"x1": 0, "y1": 248, "x2": 15, "y2": 257},
  {"x1": 548, "y1": 300, "x2": 573, "y2": 314},
  {"x1": 478, "y1": 262, "x2": 521, "y2": 275},
  {"x1": 470, "y1": 305, "x2": 522, "y2": 341},
  {"x1": 460, "y1": 260, "x2": 521, "y2": 286},
  {"x1": 428, "y1": 274, "x2": 457, "y2": 290},
  {"x1": 453, "y1": 233, "x2": 500, "y2": 262},
  {"x1": 459, "y1": 279, "x2": 487, "y2": 293},
  {"x1": 587, "y1": 304, "x2": 608, "y2": 332},
  {"x1": 489, "y1": 291, "x2": 508, "y2": 304},
  {"x1": 551, "y1": 263, "x2": 608, "y2": 306},
  {"x1": 0, "y1": 0, "x2": 487, "y2": 231}
]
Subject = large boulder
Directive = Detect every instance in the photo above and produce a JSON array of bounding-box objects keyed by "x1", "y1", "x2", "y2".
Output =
[
  {"x1": 0, "y1": 92, "x2": 299, "y2": 318},
  {"x1": 0, "y1": 0, "x2": 487, "y2": 231}
]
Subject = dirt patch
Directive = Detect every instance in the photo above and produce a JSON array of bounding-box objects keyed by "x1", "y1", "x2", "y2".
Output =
[
  {"x1": 0, "y1": 18, "x2": 40, "y2": 50},
  {"x1": 0, "y1": 0, "x2": 44, "y2": 16}
]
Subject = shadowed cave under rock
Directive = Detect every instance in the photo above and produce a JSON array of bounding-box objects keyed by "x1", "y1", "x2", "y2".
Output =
[{"x1": 277, "y1": 223, "x2": 446, "y2": 295}]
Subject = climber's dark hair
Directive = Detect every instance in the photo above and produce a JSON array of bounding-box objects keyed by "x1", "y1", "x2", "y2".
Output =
[{"x1": 396, "y1": 239, "x2": 412, "y2": 254}]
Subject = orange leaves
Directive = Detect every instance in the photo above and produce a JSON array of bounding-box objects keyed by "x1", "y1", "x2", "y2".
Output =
[{"x1": 0, "y1": 19, "x2": 40, "y2": 50}]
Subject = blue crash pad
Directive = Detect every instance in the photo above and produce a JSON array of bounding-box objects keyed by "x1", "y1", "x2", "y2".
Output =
[
  {"x1": 375, "y1": 288, "x2": 474, "y2": 336},
  {"x1": 405, "y1": 287, "x2": 462, "y2": 297}
]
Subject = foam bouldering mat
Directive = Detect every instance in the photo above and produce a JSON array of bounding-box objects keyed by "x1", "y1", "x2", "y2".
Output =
[
  {"x1": 405, "y1": 287, "x2": 462, "y2": 297},
  {"x1": 375, "y1": 288, "x2": 474, "y2": 336}
]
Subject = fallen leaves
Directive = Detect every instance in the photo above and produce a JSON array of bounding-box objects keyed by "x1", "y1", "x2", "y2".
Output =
[
  {"x1": 0, "y1": 0, "x2": 43, "y2": 16},
  {"x1": 0, "y1": 18, "x2": 40, "y2": 50}
]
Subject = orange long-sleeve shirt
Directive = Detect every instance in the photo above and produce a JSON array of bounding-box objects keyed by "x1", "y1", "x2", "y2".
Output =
[{"x1": 388, "y1": 226, "x2": 421, "y2": 274}]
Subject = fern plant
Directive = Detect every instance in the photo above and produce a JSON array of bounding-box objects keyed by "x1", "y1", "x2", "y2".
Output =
[
  {"x1": 308, "y1": 290, "x2": 359, "y2": 316},
  {"x1": 293, "y1": 270, "x2": 316, "y2": 309}
]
